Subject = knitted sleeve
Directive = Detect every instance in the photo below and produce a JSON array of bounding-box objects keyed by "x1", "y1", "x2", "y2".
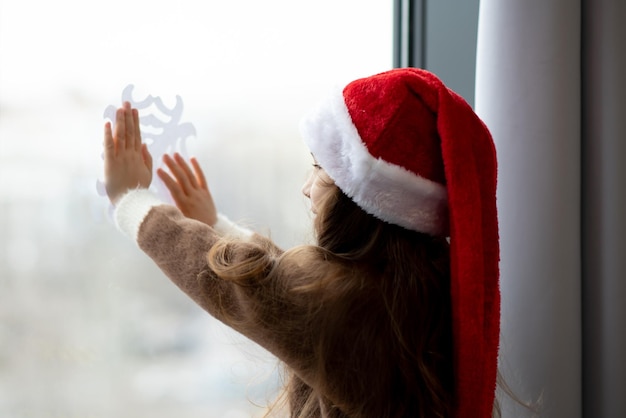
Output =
[{"x1": 112, "y1": 189, "x2": 315, "y2": 380}]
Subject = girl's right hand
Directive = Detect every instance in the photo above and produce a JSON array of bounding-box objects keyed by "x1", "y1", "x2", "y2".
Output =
[{"x1": 158, "y1": 153, "x2": 218, "y2": 227}]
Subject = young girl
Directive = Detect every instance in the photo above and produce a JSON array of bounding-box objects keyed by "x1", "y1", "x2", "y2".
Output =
[{"x1": 103, "y1": 68, "x2": 500, "y2": 418}]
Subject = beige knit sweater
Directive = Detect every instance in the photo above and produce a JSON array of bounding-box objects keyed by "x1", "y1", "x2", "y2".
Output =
[{"x1": 114, "y1": 189, "x2": 345, "y2": 417}]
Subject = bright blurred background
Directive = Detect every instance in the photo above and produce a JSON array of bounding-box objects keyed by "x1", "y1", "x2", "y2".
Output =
[{"x1": 0, "y1": 1, "x2": 392, "y2": 417}]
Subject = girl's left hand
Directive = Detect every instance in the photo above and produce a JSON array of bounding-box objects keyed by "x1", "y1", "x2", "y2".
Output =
[{"x1": 103, "y1": 102, "x2": 153, "y2": 204}]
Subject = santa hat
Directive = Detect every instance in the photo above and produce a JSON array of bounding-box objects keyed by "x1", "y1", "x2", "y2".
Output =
[{"x1": 300, "y1": 68, "x2": 500, "y2": 417}]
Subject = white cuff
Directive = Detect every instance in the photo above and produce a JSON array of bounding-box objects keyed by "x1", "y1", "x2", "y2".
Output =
[
  {"x1": 213, "y1": 213, "x2": 254, "y2": 239},
  {"x1": 114, "y1": 189, "x2": 163, "y2": 242}
]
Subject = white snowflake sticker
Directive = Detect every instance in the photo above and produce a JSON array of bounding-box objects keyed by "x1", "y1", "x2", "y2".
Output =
[{"x1": 97, "y1": 84, "x2": 197, "y2": 210}]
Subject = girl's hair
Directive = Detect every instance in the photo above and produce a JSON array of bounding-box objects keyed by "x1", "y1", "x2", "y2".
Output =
[{"x1": 207, "y1": 179, "x2": 456, "y2": 417}]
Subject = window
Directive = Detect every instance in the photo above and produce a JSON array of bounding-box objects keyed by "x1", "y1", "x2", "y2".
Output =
[{"x1": 0, "y1": 1, "x2": 391, "y2": 417}]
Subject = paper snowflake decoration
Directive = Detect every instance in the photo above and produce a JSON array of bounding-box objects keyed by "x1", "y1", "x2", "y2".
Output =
[{"x1": 97, "y1": 84, "x2": 197, "y2": 214}]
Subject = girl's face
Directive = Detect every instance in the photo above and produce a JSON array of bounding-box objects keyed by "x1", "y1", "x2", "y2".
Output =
[{"x1": 302, "y1": 161, "x2": 333, "y2": 214}]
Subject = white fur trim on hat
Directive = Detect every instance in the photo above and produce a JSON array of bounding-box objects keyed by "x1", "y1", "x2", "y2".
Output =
[{"x1": 300, "y1": 87, "x2": 448, "y2": 236}]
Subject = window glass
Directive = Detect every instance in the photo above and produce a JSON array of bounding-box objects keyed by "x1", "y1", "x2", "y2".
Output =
[{"x1": 0, "y1": 1, "x2": 391, "y2": 417}]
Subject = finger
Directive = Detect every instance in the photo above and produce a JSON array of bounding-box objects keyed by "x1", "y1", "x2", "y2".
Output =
[
  {"x1": 174, "y1": 153, "x2": 199, "y2": 188},
  {"x1": 124, "y1": 102, "x2": 134, "y2": 150},
  {"x1": 157, "y1": 168, "x2": 185, "y2": 201},
  {"x1": 114, "y1": 108, "x2": 125, "y2": 149},
  {"x1": 132, "y1": 108, "x2": 142, "y2": 151},
  {"x1": 190, "y1": 157, "x2": 209, "y2": 191},
  {"x1": 162, "y1": 154, "x2": 193, "y2": 194},
  {"x1": 104, "y1": 122, "x2": 115, "y2": 158},
  {"x1": 142, "y1": 144, "x2": 153, "y2": 172}
]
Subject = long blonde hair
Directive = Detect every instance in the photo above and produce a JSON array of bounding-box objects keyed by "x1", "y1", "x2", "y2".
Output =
[{"x1": 207, "y1": 181, "x2": 455, "y2": 417}]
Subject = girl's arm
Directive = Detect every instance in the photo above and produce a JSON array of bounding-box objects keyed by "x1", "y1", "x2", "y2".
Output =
[
  {"x1": 114, "y1": 191, "x2": 243, "y2": 315},
  {"x1": 104, "y1": 103, "x2": 310, "y2": 376},
  {"x1": 114, "y1": 192, "x2": 310, "y2": 375}
]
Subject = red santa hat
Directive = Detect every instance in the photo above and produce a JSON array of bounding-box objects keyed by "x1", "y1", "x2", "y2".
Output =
[{"x1": 300, "y1": 68, "x2": 500, "y2": 417}]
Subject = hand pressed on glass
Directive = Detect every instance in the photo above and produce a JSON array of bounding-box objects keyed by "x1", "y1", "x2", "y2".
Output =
[
  {"x1": 103, "y1": 101, "x2": 153, "y2": 204},
  {"x1": 157, "y1": 153, "x2": 218, "y2": 227}
]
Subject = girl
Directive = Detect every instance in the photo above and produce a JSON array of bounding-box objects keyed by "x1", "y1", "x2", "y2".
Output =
[{"x1": 103, "y1": 68, "x2": 500, "y2": 418}]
